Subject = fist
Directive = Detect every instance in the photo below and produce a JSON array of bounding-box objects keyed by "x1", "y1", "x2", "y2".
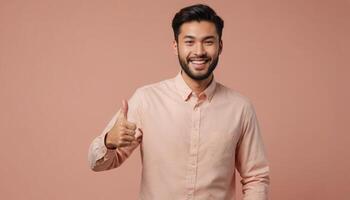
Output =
[{"x1": 105, "y1": 99, "x2": 138, "y2": 148}]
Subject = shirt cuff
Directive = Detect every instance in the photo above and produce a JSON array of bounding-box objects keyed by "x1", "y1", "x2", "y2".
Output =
[{"x1": 88, "y1": 131, "x2": 116, "y2": 169}]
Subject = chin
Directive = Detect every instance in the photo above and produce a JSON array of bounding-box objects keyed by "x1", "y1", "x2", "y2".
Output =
[{"x1": 190, "y1": 67, "x2": 209, "y2": 75}]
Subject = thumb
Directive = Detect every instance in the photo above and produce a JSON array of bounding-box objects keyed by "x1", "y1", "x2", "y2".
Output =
[{"x1": 120, "y1": 99, "x2": 128, "y2": 120}]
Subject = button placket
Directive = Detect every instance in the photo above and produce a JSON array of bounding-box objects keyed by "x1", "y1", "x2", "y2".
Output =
[{"x1": 186, "y1": 103, "x2": 201, "y2": 199}]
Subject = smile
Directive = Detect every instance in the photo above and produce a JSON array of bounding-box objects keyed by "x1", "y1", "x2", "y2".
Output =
[
  {"x1": 191, "y1": 60, "x2": 207, "y2": 64},
  {"x1": 188, "y1": 59, "x2": 209, "y2": 70},
  {"x1": 188, "y1": 58, "x2": 209, "y2": 64}
]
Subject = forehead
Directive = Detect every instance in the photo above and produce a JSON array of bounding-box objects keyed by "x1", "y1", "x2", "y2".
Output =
[{"x1": 179, "y1": 21, "x2": 218, "y2": 40}]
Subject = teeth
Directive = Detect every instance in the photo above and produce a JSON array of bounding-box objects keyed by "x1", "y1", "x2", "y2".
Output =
[{"x1": 191, "y1": 60, "x2": 206, "y2": 64}]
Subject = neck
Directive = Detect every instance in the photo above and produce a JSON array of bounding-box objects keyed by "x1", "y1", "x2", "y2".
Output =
[{"x1": 181, "y1": 70, "x2": 213, "y2": 96}]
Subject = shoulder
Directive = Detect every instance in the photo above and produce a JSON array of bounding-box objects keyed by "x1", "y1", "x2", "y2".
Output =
[
  {"x1": 215, "y1": 82, "x2": 253, "y2": 108},
  {"x1": 216, "y1": 83, "x2": 258, "y2": 124},
  {"x1": 133, "y1": 77, "x2": 174, "y2": 96}
]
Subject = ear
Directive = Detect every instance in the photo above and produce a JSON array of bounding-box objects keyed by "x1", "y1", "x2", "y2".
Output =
[
  {"x1": 172, "y1": 40, "x2": 178, "y2": 55},
  {"x1": 218, "y1": 40, "x2": 223, "y2": 55}
]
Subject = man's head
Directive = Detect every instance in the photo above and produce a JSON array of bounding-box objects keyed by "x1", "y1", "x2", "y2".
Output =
[{"x1": 172, "y1": 4, "x2": 224, "y2": 81}]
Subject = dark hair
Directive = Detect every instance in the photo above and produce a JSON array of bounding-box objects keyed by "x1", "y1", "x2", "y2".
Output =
[{"x1": 172, "y1": 4, "x2": 224, "y2": 43}]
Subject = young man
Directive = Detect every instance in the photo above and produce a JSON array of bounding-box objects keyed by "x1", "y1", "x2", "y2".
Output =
[{"x1": 88, "y1": 4, "x2": 270, "y2": 200}]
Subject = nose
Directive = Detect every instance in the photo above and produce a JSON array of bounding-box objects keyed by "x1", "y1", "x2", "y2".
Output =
[{"x1": 194, "y1": 43, "x2": 206, "y2": 56}]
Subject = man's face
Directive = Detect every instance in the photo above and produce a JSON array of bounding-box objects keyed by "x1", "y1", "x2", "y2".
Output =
[{"x1": 173, "y1": 21, "x2": 223, "y2": 81}]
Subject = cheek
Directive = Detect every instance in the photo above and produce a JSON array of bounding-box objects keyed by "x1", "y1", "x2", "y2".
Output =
[
  {"x1": 178, "y1": 48, "x2": 191, "y2": 59},
  {"x1": 208, "y1": 49, "x2": 220, "y2": 58}
]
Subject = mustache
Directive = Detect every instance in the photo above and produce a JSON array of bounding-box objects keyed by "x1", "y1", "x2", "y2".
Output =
[{"x1": 187, "y1": 56, "x2": 210, "y2": 61}]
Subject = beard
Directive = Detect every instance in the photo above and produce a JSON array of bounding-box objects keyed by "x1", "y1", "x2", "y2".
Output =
[{"x1": 177, "y1": 49, "x2": 219, "y2": 81}]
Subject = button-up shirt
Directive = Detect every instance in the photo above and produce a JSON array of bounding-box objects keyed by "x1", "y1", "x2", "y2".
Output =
[{"x1": 88, "y1": 71, "x2": 270, "y2": 200}]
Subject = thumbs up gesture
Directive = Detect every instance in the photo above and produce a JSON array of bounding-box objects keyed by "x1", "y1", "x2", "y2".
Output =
[{"x1": 105, "y1": 100, "x2": 138, "y2": 149}]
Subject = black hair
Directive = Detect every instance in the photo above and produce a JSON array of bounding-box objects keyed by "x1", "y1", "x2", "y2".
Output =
[{"x1": 172, "y1": 4, "x2": 224, "y2": 43}]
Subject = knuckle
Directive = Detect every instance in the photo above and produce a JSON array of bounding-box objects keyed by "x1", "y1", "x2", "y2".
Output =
[
  {"x1": 131, "y1": 124, "x2": 137, "y2": 130},
  {"x1": 126, "y1": 136, "x2": 132, "y2": 141}
]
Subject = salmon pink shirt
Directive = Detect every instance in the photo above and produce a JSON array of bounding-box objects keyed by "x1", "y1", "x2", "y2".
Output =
[{"x1": 88, "y1": 71, "x2": 270, "y2": 200}]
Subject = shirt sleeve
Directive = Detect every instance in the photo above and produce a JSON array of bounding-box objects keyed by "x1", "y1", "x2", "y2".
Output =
[
  {"x1": 88, "y1": 88, "x2": 144, "y2": 172},
  {"x1": 235, "y1": 101, "x2": 270, "y2": 200}
]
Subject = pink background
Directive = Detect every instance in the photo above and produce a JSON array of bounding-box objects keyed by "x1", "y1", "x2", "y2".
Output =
[{"x1": 1, "y1": 0, "x2": 349, "y2": 199}]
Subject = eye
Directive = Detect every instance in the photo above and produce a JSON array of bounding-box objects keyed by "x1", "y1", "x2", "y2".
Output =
[
  {"x1": 204, "y1": 40, "x2": 214, "y2": 45},
  {"x1": 185, "y1": 41, "x2": 194, "y2": 45}
]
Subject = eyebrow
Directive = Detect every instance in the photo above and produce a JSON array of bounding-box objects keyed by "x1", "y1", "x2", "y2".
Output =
[{"x1": 183, "y1": 35, "x2": 216, "y2": 40}]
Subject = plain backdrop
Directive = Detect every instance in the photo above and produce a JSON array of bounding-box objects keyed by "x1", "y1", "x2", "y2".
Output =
[{"x1": 0, "y1": 0, "x2": 349, "y2": 199}]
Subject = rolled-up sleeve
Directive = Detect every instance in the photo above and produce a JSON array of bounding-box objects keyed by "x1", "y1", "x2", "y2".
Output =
[
  {"x1": 235, "y1": 102, "x2": 270, "y2": 200},
  {"x1": 88, "y1": 88, "x2": 144, "y2": 172}
]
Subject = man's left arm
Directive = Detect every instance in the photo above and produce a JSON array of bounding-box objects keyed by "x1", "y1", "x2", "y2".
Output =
[{"x1": 235, "y1": 101, "x2": 270, "y2": 200}]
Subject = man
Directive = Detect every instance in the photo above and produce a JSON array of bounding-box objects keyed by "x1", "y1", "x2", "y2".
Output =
[{"x1": 88, "y1": 4, "x2": 270, "y2": 200}]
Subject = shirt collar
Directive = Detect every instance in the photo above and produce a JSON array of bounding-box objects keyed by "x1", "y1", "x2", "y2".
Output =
[{"x1": 174, "y1": 70, "x2": 217, "y2": 103}]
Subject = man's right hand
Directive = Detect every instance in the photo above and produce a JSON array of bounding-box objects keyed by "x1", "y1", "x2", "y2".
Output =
[{"x1": 105, "y1": 99, "x2": 137, "y2": 149}]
